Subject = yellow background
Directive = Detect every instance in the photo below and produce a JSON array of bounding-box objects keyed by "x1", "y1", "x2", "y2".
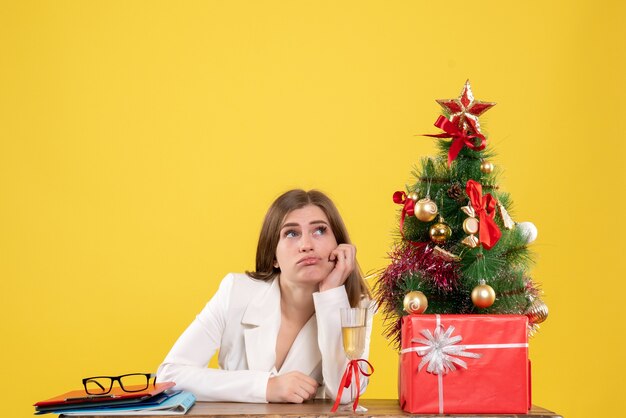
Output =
[{"x1": 1, "y1": 1, "x2": 624, "y2": 417}]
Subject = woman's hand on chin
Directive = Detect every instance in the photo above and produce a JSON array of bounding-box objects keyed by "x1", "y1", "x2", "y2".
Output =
[{"x1": 318, "y1": 244, "x2": 356, "y2": 292}]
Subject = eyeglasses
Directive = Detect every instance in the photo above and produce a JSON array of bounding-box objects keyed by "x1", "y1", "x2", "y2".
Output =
[{"x1": 82, "y1": 373, "x2": 157, "y2": 395}]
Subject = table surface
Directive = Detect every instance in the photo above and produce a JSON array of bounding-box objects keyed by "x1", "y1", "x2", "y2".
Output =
[{"x1": 62, "y1": 399, "x2": 563, "y2": 418}]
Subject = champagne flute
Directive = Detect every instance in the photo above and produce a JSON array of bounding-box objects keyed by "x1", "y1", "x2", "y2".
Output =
[{"x1": 340, "y1": 307, "x2": 368, "y2": 412}]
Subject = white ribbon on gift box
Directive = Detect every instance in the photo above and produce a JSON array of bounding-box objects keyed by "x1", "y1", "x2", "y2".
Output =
[{"x1": 399, "y1": 314, "x2": 528, "y2": 414}]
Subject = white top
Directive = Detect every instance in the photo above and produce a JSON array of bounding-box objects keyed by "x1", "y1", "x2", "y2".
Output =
[{"x1": 156, "y1": 273, "x2": 374, "y2": 403}]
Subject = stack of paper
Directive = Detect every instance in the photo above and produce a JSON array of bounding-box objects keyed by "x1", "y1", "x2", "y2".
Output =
[{"x1": 34, "y1": 382, "x2": 195, "y2": 415}]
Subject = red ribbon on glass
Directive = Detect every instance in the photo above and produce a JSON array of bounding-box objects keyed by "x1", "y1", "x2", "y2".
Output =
[
  {"x1": 466, "y1": 179, "x2": 501, "y2": 249},
  {"x1": 330, "y1": 359, "x2": 374, "y2": 412},
  {"x1": 393, "y1": 191, "x2": 415, "y2": 236},
  {"x1": 424, "y1": 115, "x2": 487, "y2": 166}
]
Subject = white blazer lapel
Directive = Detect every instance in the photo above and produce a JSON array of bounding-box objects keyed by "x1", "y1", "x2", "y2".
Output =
[
  {"x1": 279, "y1": 315, "x2": 322, "y2": 376},
  {"x1": 242, "y1": 278, "x2": 281, "y2": 372}
]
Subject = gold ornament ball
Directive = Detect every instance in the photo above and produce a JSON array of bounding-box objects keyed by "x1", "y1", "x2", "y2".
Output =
[
  {"x1": 471, "y1": 283, "x2": 496, "y2": 308},
  {"x1": 526, "y1": 299, "x2": 549, "y2": 324},
  {"x1": 480, "y1": 161, "x2": 495, "y2": 174},
  {"x1": 414, "y1": 198, "x2": 438, "y2": 222},
  {"x1": 429, "y1": 222, "x2": 452, "y2": 244},
  {"x1": 403, "y1": 291, "x2": 428, "y2": 314},
  {"x1": 408, "y1": 191, "x2": 419, "y2": 201}
]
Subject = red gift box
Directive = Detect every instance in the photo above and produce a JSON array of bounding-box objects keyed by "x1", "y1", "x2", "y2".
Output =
[{"x1": 399, "y1": 314, "x2": 531, "y2": 414}]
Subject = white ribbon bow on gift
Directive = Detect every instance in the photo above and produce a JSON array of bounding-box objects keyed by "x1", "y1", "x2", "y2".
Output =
[{"x1": 411, "y1": 325, "x2": 481, "y2": 375}]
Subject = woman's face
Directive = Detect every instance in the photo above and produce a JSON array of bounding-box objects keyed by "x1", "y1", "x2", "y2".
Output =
[{"x1": 275, "y1": 204, "x2": 338, "y2": 287}]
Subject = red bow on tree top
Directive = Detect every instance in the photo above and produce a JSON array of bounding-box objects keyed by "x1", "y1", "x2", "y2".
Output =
[
  {"x1": 466, "y1": 179, "x2": 501, "y2": 250},
  {"x1": 425, "y1": 80, "x2": 496, "y2": 167},
  {"x1": 425, "y1": 116, "x2": 486, "y2": 167}
]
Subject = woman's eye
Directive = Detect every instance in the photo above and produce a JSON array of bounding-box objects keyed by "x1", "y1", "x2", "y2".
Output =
[
  {"x1": 284, "y1": 230, "x2": 299, "y2": 238},
  {"x1": 313, "y1": 226, "x2": 327, "y2": 236}
]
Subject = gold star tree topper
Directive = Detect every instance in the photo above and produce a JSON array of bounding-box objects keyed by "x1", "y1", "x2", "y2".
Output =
[{"x1": 436, "y1": 80, "x2": 496, "y2": 135}]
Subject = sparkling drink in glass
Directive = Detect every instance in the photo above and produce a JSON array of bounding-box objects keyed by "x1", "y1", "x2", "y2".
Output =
[
  {"x1": 339, "y1": 307, "x2": 367, "y2": 412},
  {"x1": 342, "y1": 324, "x2": 366, "y2": 359}
]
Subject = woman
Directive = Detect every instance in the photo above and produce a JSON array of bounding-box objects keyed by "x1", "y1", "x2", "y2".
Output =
[{"x1": 156, "y1": 189, "x2": 374, "y2": 404}]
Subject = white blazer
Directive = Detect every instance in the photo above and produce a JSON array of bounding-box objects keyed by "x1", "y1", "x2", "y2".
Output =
[{"x1": 157, "y1": 273, "x2": 374, "y2": 403}]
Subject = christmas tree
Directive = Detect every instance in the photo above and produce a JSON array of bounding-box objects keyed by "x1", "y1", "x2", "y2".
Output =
[{"x1": 375, "y1": 81, "x2": 548, "y2": 348}]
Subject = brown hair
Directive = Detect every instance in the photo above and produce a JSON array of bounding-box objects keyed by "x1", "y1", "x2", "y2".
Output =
[{"x1": 246, "y1": 189, "x2": 370, "y2": 307}]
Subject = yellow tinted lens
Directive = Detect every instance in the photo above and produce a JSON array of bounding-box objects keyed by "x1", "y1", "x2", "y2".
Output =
[
  {"x1": 84, "y1": 378, "x2": 111, "y2": 394},
  {"x1": 119, "y1": 374, "x2": 149, "y2": 391}
]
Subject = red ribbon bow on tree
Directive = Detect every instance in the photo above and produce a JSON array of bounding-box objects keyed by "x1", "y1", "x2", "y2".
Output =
[
  {"x1": 424, "y1": 115, "x2": 487, "y2": 166},
  {"x1": 466, "y1": 179, "x2": 501, "y2": 249},
  {"x1": 393, "y1": 191, "x2": 415, "y2": 237},
  {"x1": 331, "y1": 359, "x2": 374, "y2": 412}
]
